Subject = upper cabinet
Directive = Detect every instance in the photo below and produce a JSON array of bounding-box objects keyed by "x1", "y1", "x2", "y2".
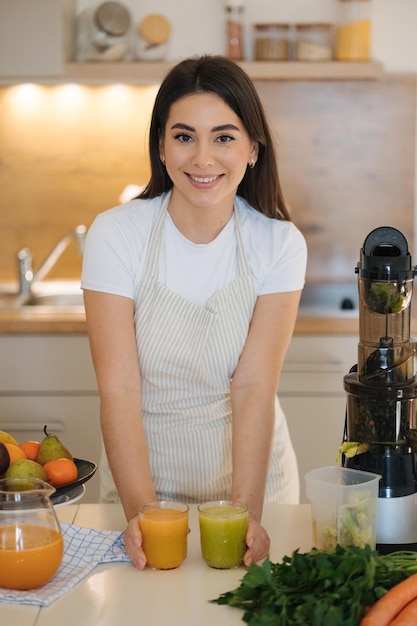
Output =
[
  {"x1": 0, "y1": 0, "x2": 75, "y2": 78},
  {"x1": 0, "y1": 0, "x2": 384, "y2": 84}
]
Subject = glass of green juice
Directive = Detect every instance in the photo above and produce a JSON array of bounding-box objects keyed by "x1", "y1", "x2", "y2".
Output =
[{"x1": 198, "y1": 500, "x2": 248, "y2": 569}]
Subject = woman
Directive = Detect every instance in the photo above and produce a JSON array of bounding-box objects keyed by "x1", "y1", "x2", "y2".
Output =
[{"x1": 81, "y1": 55, "x2": 307, "y2": 570}]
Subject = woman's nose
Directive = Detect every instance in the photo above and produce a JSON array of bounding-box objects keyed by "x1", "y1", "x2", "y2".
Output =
[{"x1": 191, "y1": 142, "x2": 214, "y2": 168}]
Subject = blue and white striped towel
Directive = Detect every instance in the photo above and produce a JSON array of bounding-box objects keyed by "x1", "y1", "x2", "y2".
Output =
[{"x1": 0, "y1": 524, "x2": 131, "y2": 606}]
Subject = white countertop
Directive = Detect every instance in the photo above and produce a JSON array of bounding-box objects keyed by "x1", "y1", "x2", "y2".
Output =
[{"x1": 2, "y1": 503, "x2": 313, "y2": 626}]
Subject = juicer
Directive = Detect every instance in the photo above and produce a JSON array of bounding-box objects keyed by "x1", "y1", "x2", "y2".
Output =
[{"x1": 342, "y1": 226, "x2": 417, "y2": 553}]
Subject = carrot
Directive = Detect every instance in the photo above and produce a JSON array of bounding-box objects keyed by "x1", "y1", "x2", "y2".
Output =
[
  {"x1": 360, "y1": 573, "x2": 417, "y2": 626},
  {"x1": 390, "y1": 597, "x2": 417, "y2": 625}
]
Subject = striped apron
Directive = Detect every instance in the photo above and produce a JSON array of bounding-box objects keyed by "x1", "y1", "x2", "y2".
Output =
[{"x1": 99, "y1": 193, "x2": 299, "y2": 504}]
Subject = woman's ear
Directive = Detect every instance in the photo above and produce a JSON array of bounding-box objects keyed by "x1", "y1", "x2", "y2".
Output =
[
  {"x1": 158, "y1": 134, "x2": 165, "y2": 165},
  {"x1": 250, "y1": 142, "x2": 259, "y2": 164}
]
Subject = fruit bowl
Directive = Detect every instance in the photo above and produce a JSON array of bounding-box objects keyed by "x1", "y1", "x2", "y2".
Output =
[{"x1": 50, "y1": 458, "x2": 97, "y2": 502}]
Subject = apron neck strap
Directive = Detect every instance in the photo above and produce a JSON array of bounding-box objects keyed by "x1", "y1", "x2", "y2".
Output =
[{"x1": 144, "y1": 191, "x2": 250, "y2": 278}]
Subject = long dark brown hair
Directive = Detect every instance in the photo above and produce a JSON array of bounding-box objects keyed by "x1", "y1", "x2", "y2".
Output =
[{"x1": 140, "y1": 55, "x2": 290, "y2": 221}]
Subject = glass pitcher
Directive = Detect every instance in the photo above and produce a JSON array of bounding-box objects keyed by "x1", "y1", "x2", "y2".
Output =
[{"x1": 0, "y1": 478, "x2": 64, "y2": 590}]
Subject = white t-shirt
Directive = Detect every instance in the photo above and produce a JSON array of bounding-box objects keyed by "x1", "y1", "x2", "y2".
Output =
[{"x1": 81, "y1": 193, "x2": 307, "y2": 306}]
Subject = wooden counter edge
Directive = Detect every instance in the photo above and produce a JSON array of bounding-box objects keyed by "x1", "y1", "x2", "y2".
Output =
[
  {"x1": 0, "y1": 311, "x2": 88, "y2": 334},
  {"x1": 0, "y1": 311, "x2": 361, "y2": 335},
  {"x1": 294, "y1": 316, "x2": 359, "y2": 335}
]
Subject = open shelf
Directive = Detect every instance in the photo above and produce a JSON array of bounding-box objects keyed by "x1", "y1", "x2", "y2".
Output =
[{"x1": 64, "y1": 60, "x2": 385, "y2": 84}]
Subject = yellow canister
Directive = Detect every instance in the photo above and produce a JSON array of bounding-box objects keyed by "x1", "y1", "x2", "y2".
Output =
[{"x1": 336, "y1": 0, "x2": 372, "y2": 61}]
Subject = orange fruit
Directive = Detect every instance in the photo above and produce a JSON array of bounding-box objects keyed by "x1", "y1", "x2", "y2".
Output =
[
  {"x1": 43, "y1": 458, "x2": 78, "y2": 487},
  {"x1": 19, "y1": 440, "x2": 41, "y2": 462},
  {"x1": 4, "y1": 443, "x2": 27, "y2": 464}
]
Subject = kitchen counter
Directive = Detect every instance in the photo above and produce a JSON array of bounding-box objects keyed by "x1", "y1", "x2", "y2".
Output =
[
  {"x1": 0, "y1": 308, "x2": 359, "y2": 335},
  {"x1": 0, "y1": 309, "x2": 87, "y2": 334},
  {"x1": 7, "y1": 309, "x2": 417, "y2": 336},
  {"x1": 0, "y1": 279, "x2": 362, "y2": 335},
  {"x1": 2, "y1": 502, "x2": 313, "y2": 626}
]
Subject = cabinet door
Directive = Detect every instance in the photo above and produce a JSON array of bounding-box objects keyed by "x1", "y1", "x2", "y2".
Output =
[
  {"x1": 0, "y1": 396, "x2": 101, "y2": 503},
  {"x1": 0, "y1": 335, "x2": 97, "y2": 392},
  {"x1": 280, "y1": 396, "x2": 346, "y2": 504},
  {"x1": 280, "y1": 335, "x2": 356, "y2": 503},
  {"x1": 0, "y1": 0, "x2": 74, "y2": 77}
]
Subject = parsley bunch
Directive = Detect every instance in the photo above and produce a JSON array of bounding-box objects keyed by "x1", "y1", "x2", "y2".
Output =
[{"x1": 212, "y1": 545, "x2": 417, "y2": 626}]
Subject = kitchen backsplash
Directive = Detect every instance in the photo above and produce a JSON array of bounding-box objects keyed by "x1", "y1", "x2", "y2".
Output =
[
  {"x1": 0, "y1": 83, "x2": 157, "y2": 281},
  {"x1": 0, "y1": 74, "x2": 415, "y2": 282},
  {"x1": 263, "y1": 74, "x2": 416, "y2": 281}
]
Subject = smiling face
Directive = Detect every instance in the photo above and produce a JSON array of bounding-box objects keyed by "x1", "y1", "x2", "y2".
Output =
[{"x1": 159, "y1": 92, "x2": 258, "y2": 215}]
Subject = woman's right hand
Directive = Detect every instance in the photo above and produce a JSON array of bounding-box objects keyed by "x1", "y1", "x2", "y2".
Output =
[{"x1": 123, "y1": 516, "x2": 147, "y2": 570}]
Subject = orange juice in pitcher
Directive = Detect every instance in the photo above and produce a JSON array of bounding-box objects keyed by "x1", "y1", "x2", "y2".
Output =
[
  {"x1": 0, "y1": 524, "x2": 63, "y2": 589},
  {"x1": 0, "y1": 478, "x2": 64, "y2": 590}
]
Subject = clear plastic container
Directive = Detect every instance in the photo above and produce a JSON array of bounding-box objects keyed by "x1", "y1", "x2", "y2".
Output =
[
  {"x1": 76, "y1": 1, "x2": 134, "y2": 62},
  {"x1": 295, "y1": 23, "x2": 334, "y2": 61},
  {"x1": 336, "y1": 0, "x2": 372, "y2": 61},
  {"x1": 253, "y1": 24, "x2": 290, "y2": 61},
  {"x1": 305, "y1": 466, "x2": 380, "y2": 550}
]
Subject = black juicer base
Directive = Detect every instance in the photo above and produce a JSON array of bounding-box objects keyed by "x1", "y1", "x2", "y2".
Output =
[
  {"x1": 377, "y1": 542, "x2": 417, "y2": 555},
  {"x1": 344, "y1": 451, "x2": 417, "y2": 553},
  {"x1": 343, "y1": 450, "x2": 417, "y2": 498}
]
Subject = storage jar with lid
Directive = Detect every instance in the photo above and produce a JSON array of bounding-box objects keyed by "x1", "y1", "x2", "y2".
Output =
[
  {"x1": 76, "y1": 1, "x2": 134, "y2": 62},
  {"x1": 253, "y1": 24, "x2": 290, "y2": 61},
  {"x1": 336, "y1": 0, "x2": 372, "y2": 61},
  {"x1": 224, "y1": 0, "x2": 244, "y2": 61},
  {"x1": 136, "y1": 13, "x2": 171, "y2": 61},
  {"x1": 295, "y1": 23, "x2": 334, "y2": 61}
]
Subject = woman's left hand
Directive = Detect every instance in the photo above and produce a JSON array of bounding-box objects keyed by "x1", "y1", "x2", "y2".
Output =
[{"x1": 244, "y1": 516, "x2": 270, "y2": 566}]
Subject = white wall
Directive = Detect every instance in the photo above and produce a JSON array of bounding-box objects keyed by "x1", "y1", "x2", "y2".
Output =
[{"x1": 75, "y1": 0, "x2": 417, "y2": 72}]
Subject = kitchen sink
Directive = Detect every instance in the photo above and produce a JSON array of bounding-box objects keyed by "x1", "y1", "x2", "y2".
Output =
[
  {"x1": 0, "y1": 281, "x2": 85, "y2": 313},
  {"x1": 22, "y1": 292, "x2": 84, "y2": 308},
  {"x1": 0, "y1": 291, "x2": 24, "y2": 309}
]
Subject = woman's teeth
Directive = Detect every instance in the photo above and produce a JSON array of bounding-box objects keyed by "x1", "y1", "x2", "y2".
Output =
[{"x1": 190, "y1": 175, "x2": 220, "y2": 183}]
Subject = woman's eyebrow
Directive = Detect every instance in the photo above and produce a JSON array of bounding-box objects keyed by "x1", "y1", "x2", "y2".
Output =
[{"x1": 170, "y1": 123, "x2": 240, "y2": 132}]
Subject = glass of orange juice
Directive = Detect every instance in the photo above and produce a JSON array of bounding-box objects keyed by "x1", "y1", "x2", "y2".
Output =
[
  {"x1": 198, "y1": 500, "x2": 248, "y2": 569},
  {"x1": 138, "y1": 501, "x2": 189, "y2": 569},
  {"x1": 0, "y1": 477, "x2": 64, "y2": 590}
]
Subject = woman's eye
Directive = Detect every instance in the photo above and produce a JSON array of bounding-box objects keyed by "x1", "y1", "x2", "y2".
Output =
[
  {"x1": 216, "y1": 134, "x2": 234, "y2": 143},
  {"x1": 174, "y1": 133, "x2": 193, "y2": 143}
]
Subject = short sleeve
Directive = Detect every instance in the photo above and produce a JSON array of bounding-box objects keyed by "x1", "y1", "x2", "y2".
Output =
[
  {"x1": 259, "y1": 223, "x2": 307, "y2": 296},
  {"x1": 81, "y1": 198, "x2": 155, "y2": 300}
]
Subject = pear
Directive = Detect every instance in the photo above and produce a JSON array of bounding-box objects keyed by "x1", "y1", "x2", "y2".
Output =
[
  {"x1": 5, "y1": 459, "x2": 47, "y2": 482},
  {"x1": 0, "y1": 441, "x2": 10, "y2": 475},
  {"x1": 36, "y1": 425, "x2": 73, "y2": 466}
]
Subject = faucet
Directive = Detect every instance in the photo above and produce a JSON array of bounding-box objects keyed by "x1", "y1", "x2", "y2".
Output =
[{"x1": 17, "y1": 225, "x2": 87, "y2": 295}]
